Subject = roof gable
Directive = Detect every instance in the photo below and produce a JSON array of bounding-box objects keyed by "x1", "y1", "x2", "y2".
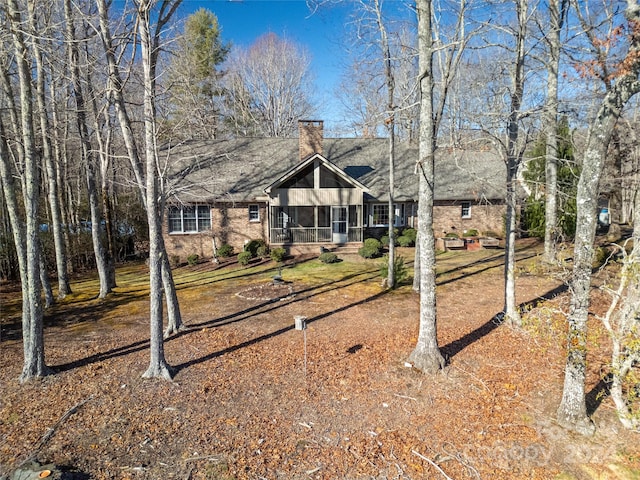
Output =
[{"x1": 264, "y1": 153, "x2": 369, "y2": 193}]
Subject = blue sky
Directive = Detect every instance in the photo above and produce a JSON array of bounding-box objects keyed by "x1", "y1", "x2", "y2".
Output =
[{"x1": 178, "y1": 1, "x2": 355, "y2": 131}]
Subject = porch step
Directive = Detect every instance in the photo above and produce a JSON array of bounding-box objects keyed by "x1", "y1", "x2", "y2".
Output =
[{"x1": 322, "y1": 245, "x2": 361, "y2": 255}]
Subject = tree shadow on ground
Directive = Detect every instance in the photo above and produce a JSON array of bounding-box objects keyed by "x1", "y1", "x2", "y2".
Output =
[
  {"x1": 440, "y1": 282, "x2": 569, "y2": 362},
  {"x1": 172, "y1": 289, "x2": 388, "y2": 376},
  {"x1": 436, "y1": 252, "x2": 538, "y2": 287},
  {"x1": 51, "y1": 268, "x2": 381, "y2": 374},
  {"x1": 586, "y1": 372, "x2": 612, "y2": 416}
]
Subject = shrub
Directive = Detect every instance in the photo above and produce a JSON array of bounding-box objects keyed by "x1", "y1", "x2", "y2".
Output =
[
  {"x1": 217, "y1": 244, "x2": 234, "y2": 257},
  {"x1": 170, "y1": 255, "x2": 180, "y2": 268},
  {"x1": 359, "y1": 238, "x2": 383, "y2": 259},
  {"x1": 358, "y1": 245, "x2": 381, "y2": 259},
  {"x1": 397, "y1": 235, "x2": 414, "y2": 247},
  {"x1": 364, "y1": 238, "x2": 382, "y2": 250},
  {"x1": 237, "y1": 251, "x2": 252, "y2": 266},
  {"x1": 402, "y1": 228, "x2": 417, "y2": 242},
  {"x1": 381, "y1": 235, "x2": 399, "y2": 247},
  {"x1": 319, "y1": 252, "x2": 339, "y2": 264},
  {"x1": 256, "y1": 245, "x2": 270, "y2": 258},
  {"x1": 380, "y1": 254, "x2": 408, "y2": 287},
  {"x1": 463, "y1": 229, "x2": 479, "y2": 237},
  {"x1": 245, "y1": 239, "x2": 267, "y2": 257},
  {"x1": 270, "y1": 247, "x2": 287, "y2": 262},
  {"x1": 444, "y1": 232, "x2": 459, "y2": 238},
  {"x1": 187, "y1": 253, "x2": 199, "y2": 266}
]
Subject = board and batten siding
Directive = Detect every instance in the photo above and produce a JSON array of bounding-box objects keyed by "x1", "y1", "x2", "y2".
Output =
[{"x1": 269, "y1": 188, "x2": 363, "y2": 206}]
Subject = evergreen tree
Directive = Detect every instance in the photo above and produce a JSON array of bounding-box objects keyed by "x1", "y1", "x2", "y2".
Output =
[
  {"x1": 522, "y1": 116, "x2": 579, "y2": 240},
  {"x1": 165, "y1": 8, "x2": 229, "y2": 139}
]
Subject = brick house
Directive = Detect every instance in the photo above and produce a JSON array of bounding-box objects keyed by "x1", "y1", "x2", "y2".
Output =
[{"x1": 163, "y1": 121, "x2": 509, "y2": 261}]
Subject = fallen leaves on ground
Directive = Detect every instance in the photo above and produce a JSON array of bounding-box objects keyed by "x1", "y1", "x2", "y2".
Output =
[{"x1": 1, "y1": 242, "x2": 639, "y2": 479}]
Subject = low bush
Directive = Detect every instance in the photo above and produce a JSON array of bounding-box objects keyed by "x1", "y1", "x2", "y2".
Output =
[
  {"x1": 245, "y1": 239, "x2": 267, "y2": 257},
  {"x1": 256, "y1": 245, "x2": 270, "y2": 258},
  {"x1": 270, "y1": 247, "x2": 287, "y2": 262},
  {"x1": 381, "y1": 235, "x2": 399, "y2": 247},
  {"x1": 402, "y1": 228, "x2": 417, "y2": 242},
  {"x1": 444, "y1": 232, "x2": 459, "y2": 239},
  {"x1": 397, "y1": 235, "x2": 414, "y2": 247},
  {"x1": 359, "y1": 238, "x2": 383, "y2": 259},
  {"x1": 463, "y1": 229, "x2": 479, "y2": 237},
  {"x1": 217, "y1": 244, "x2": 234, "y2": 257},
  {"x1": 187, "y1": 253, "x2": 199, "y2": 266},
  {"x1": 319, "y1": 252, "x2": 339, "y2": 264},
  {"x1": 237, "y1": 251, "x2": 252, "y2": 266}
]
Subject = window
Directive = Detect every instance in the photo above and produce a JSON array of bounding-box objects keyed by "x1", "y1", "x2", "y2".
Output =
[
  {"x1": 249, "y1": 204, "x2": 260, "y2": 222},
  {"x1": 280, "y1": 163, "x2": 314, "y2": 188},
  {"x1": 372, "y1": 205, "x2": 389, "y2": 226},
  {"x1": 371, "y1": 204, "x2": 404, "y2": 227},
  {"x1": 461, "y1": 201, "x2": 471, "y2": 219},
  {"x1": 168, "y1": 205, "x2": 211, "y2": 233},
  {"x1": 320, "y1": 166, "x2": 353, "y2": 188}
]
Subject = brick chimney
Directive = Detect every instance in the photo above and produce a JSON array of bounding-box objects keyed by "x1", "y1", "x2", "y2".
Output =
[{"x1": 298, "y1": 120, "x2": 323, "y2": 160}]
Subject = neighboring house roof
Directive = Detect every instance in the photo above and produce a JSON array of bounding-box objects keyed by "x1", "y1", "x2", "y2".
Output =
[{"x1": 163, "y1": 137, "x2": 507, "y2": 204}]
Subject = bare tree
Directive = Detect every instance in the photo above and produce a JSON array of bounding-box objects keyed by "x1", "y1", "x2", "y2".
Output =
[
  {"x1": 557, "y1": 0, "x2": 640, "y2": 435},
  {"x1": 63, "y1": 0, "x2": 114, "y2": 299},
  {"x1": 501, "y1": 0, "x2": 531, "y2": 327},
  {"x1": 542, "y1": 0, "x2": 569, "y2": 263},
  {"x1": 136, "y1": 0, "x2": 182, "y2": 380},
  {"x1": 27, "y1": 0, "x2": 72, "y2": 298},
  {"x1": 598, "y1": 224, "x2": 640, "y2": 431},
  {"x1": 224, "y1": 32, "x2": 316, "y2": 137},
  {"x1": 408, "y1": 0, "x2": 446, "y2": 373},
  {"x1": 96, "y1": 0, "x2": 184, "y2": 339},
  {"x1": 5, "y1": 0, "x2": 49, "y2": 381}
]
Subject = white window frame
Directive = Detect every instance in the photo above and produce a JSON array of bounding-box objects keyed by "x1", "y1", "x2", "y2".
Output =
[
  {"x1": 461, "y1": 201, "x2": 471, "y2": 219},
  {"x1": 168, "y1": 204, "x2": 211, "y2": 234},
  {"x1": 370, "y1": 203, "x2": 405, "y2": 227},
  {"x1": 248, "y1": 204, "x2": 260, "y2": 222}
]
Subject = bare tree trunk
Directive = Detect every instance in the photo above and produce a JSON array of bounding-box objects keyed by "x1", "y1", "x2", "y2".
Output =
[
  {"x1": 27, "y1": 0, "x2": 71, "y2": 299},
  {"x1": 0, "y1": 119, "x2": 35, "y2": 379},
  {"x1": 87, "y1": 66, "x2": 118, "y2": 290},
  {"x1": 97, "y1": 0, "x2": 184, "y2": 334},
  {"x1": 602, "y1": 225, "x2": 639, "y2": 430},
  {"x1": 7, "y1": 0, "x2": 49, "y2": 381},
  {"x1": 503, "y1": 0, "x2": 528, "y2": 328},
  {"x1": 557, "y1": 1, "x2": 640, "y2": 432},
  {"x1": 370, "y1": 0, "x2": 397, "y2": 289},
  {"x1": 543, "y1": 0, "x2": 567, "y2": 263},
  {"x1": 39, "y1": 250, "x2": 54, "y2": 308},
  {"x1": 63, "y1": 0, "x2": 112, "y2": 299},
  {"x1": 413, "y1": 231, "x2": 420, "y2": 291},
  {"x1": 408, "y1": 0, "x2": 445, "y2": 374},
  {"x1": 137, "y1": 0, "x2": 180, "y2": 380}
]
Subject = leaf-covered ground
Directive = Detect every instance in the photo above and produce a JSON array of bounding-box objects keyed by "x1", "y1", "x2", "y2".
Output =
[{"x1": 1, "y1": 240, "x2": 639, "y2": 479}]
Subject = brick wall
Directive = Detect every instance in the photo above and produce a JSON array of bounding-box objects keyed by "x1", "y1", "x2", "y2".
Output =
[
  {"x1": 433, "y1": 202, "x2": 505, "y2": 238},
  {"x1": 299, "y1": 120, "x2": 323, "y2": 159},
  {"x1": 164, "y1": 203, "x2": 268, "y2": 262}
]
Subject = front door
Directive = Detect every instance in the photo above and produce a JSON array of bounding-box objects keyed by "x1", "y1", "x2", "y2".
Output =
[{"x1": 332, "y1": 207, "x2": 348, "y2": 244}]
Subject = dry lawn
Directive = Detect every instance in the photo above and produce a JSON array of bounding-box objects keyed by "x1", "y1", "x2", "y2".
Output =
[{"x1": 1, "y1": 239, "x2": 639, "y2": 479}]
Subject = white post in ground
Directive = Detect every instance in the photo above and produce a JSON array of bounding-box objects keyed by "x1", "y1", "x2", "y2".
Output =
[{"x1": 294, "y1": 315, "x2": 308, "y2": 379}]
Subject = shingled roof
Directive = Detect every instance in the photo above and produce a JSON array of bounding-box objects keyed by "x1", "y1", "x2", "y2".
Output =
[{"x1": 163, "y1": 137, "x2": 507, "y2": 204}]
